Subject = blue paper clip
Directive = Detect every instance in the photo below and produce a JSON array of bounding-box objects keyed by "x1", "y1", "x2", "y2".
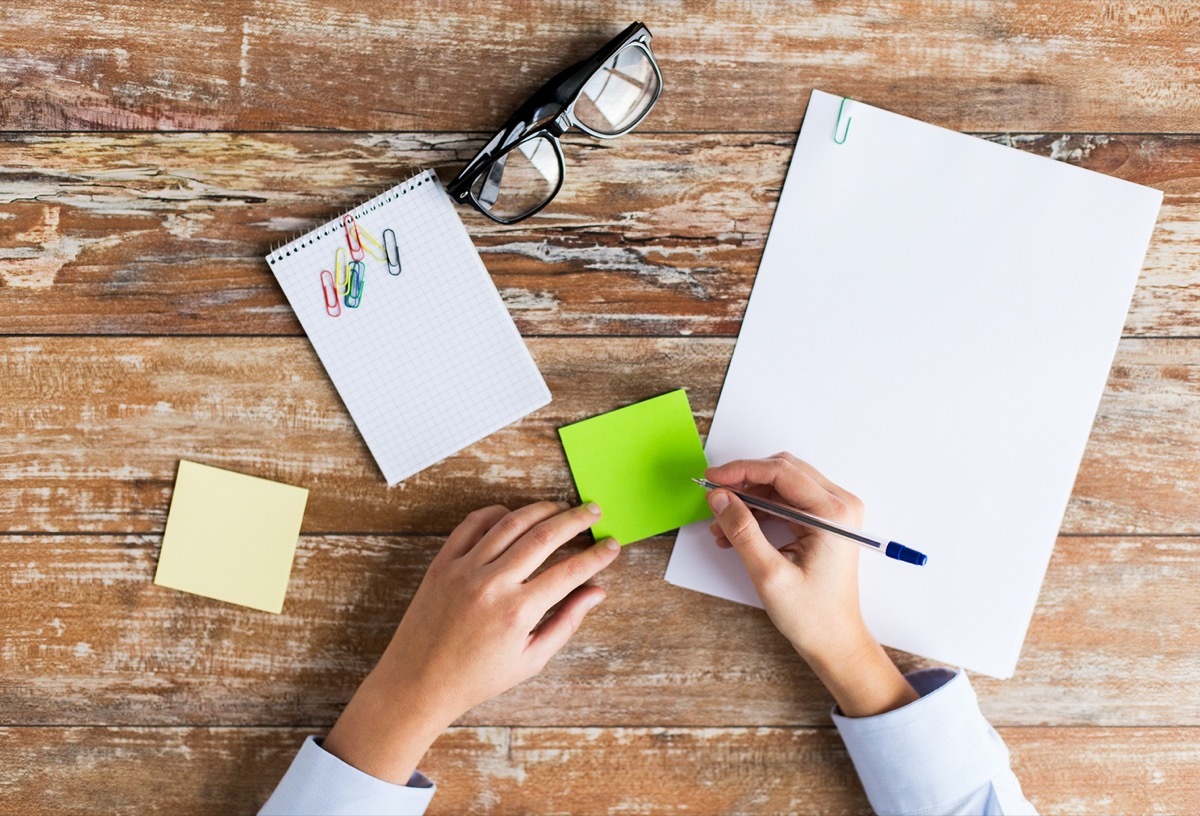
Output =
[
  {"x1": 320, "y1": 269, "x2": 341, "y2": 317},
  {"x1": 383, "y1": 228, "x2": 401, "y2": 275},
  {"x1": 344, "y1": 260, "x2": 365, "y2": 308}
]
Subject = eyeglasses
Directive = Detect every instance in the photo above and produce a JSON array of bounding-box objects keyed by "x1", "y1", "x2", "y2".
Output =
[{"x1": 447, "y1": 22, "x2": 662, "y2": 224}]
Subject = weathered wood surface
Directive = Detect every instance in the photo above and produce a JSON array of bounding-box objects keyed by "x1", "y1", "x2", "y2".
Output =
[
  {"x1": 2, "y1": 533, "x2": 1197, "y2": 728},
  {"x1": 1, "y1": 337, "x2": 1198, "y2": 535},
  {"x1": 1, "y1": 132, "x2": 1198, "y2": 338},
  {"x1": 4, "y1": 2, "x2": 1198, "y2": 812},
  {"x1": 3, "y1": 2, "x2": 1200, "y2": 134},
  {"x1": 3, "y1": 725, "x2": 1199, "y2": 816}
]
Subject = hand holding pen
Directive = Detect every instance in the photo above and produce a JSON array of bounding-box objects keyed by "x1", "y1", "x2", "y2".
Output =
[
  {"x1": 702, "y1": 453, "x2": 920, "y2": 717},
  {"x1": 694, "y1": 482, "x2": 926, "y2": 566}
]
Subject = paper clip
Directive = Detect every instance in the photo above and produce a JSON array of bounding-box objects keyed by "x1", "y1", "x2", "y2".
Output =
[
  {"x1": 834, "y1": 97, "x2": 852, "y2": 144},
  {"x1": 334, "y1": 247, "x2": 349, "y2": 295},
  {"x1": 320, "y1": 269, "x2": 342, "y2": 317},
  {"x1": 357, "y1": 224, "x2": 386, "y2": 262},
  {"x1": 383, "y1": 228, "x2": 401, "y2": 275},
  {"x1": 345, "y1": 260, "x2": 365, "y2": 308},
  {"x1": 343, "y1": 213, "x2": 365, "y2": 261}
]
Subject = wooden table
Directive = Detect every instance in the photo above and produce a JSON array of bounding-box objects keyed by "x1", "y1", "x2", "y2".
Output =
[{"x1": 2, "y1": 3, "x2": 1199, "y2": 813}]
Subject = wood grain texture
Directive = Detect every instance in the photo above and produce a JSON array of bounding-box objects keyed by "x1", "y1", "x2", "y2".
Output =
[
  {"x1": 1, "y1": 534, "x2": 1196, "y2": 728},
  {"x1": 1, "y1": 337, "x2": 1198, "y2": 535},
  {"x1": 1, "y1": 132, "x2": 1197, "y2": 337},
  {"x1": 3, "y1": 3, "x2": 1197, "y2": 812},
  {"x1": 2, "y1": 725, "x2": 1198, "y2": 815},
  {"x1": 2, "y1": 2, "x2": 1200, "y2": 134}
]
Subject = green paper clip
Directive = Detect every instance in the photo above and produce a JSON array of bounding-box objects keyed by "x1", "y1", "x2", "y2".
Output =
[
  {"x1": 834, "y1": 97, "x2": 852, "y2": 144},
  {"x1": 344, "y1": 260, "x2": 365, "y2": 308}
]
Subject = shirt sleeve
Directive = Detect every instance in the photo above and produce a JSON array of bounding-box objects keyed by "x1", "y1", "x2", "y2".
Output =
[
  {"x1": 832, "y1": 667, "x2": 1036, "y2": 815},
  {"x1": 258, "y1": 735, "x2": 436, "y2": 816}
]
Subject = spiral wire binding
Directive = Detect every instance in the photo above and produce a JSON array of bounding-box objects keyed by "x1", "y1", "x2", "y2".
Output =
[{"x1": 266, "y1": 169, "x2": 439, "y2": 266}]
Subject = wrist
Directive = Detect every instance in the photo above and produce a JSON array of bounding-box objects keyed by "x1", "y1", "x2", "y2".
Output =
[
  {"x1": 323, "y1": 669, "x2": 451, "y2": 784},
  {"x1": 797, "y1": 622, "x2": 876, "y2": 681},
  {"x1": 789, "y1": 611, "x2": 872, "y2": 668},
  {"x1": 801, "y1": 629, "x2": 919, "y2": 719}
]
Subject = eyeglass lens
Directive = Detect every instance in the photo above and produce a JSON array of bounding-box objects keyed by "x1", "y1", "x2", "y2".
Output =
[
  {"x1": 470, "y1": 133, "x2": 563, "y2": 222},
  {"x1": 469, "y1": 41, "x2": 659, "y2": 221},
  {"x1": 574, "y1": 43, "x2": 660, "y2": 135}
]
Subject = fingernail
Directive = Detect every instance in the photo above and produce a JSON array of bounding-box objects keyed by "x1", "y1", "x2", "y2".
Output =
[
  {"x1": 603, "y1": 537, "x2": 621, "y2": 551},
  {"x1": 586, "y1": 502, "x2": 602, "y2": 515},
  {"x1": 709, "y1": 490, "x2": 730, "y2": 512},
  {"x1": 586, "y1": 592, "x2": 605, "y2": 610},
  {"x1": 557, "y1": 500, "x2": 571, "y2": 510}
]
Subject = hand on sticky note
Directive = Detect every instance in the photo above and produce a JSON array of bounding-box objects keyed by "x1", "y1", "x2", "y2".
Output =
[
  {"x1": 558, "y1": 389, "x2": 711, "y2": 545},
  {"x1": 322, "y1": 500, "x2": 621, "y2": 785}
]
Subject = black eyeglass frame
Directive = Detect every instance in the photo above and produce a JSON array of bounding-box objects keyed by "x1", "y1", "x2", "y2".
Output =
[{"x1": 446, "y1": 21, "x2": 662, "y2": 224}]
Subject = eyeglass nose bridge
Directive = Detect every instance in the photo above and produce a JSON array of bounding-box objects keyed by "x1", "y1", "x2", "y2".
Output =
[{"x1": 545, "y1": 111, "x2": 574, "y2": 138}]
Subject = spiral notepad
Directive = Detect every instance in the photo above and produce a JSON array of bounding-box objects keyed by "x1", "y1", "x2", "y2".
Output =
[{"x1": 266, "y1": 170, "x2": 551, "y2": 485}]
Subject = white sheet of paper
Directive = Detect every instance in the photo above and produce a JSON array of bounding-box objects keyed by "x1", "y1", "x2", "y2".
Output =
[{"x1": 665, "y1": 90, "x2": 1162, "y2": 679}]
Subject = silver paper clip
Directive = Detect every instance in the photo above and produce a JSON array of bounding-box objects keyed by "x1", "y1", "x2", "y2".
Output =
[{"x1": 383, "y1": 228, "x2": 401, "y2": 276}]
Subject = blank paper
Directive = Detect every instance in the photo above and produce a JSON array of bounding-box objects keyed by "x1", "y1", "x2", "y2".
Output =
[{"x1": 665, "y1": 90, "x2": 1162, "y2": 678}]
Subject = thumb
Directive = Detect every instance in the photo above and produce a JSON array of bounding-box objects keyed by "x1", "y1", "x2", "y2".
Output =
[{"x1": 709, "y1": 490, "x2": 782, "y2": 583}]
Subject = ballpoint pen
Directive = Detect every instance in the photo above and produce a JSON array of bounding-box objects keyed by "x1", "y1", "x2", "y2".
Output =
[{"x1": 693, "y1": 478, "x2": 928, "y2": 566}]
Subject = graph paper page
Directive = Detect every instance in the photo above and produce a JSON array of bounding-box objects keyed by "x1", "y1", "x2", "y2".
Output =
[{"x1": 266, "y1": 171, "x2": 550, "y2": 485}]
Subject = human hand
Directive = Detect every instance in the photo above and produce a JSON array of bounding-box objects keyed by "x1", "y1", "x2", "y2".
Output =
[
  {"x1": 323, "y1": 501, "x2": 620, "y2": 782},
  {"x1": 706, "y1": 453, "x2": 917, "y2": 717}
]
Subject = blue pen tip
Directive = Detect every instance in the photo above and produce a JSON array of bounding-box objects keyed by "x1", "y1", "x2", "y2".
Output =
[{"x1": 885, "y1": 541, "x2": 928, "y2": 566}]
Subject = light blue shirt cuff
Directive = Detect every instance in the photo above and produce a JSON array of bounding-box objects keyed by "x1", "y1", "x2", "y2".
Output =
[
  {"x1": 259, "y1": 735, "x2": 436, "y2": 816},
  {"x1": 832, "y1": 667, "x2": 1034, "y2": 815}
]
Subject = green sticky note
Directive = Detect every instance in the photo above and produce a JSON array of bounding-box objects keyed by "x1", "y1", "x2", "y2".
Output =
[
  {"x1": 558, "y1": 389, "x2": 711, "y2": 545},
  {"x1": 154, "y1": 460, "x2": 309, "y2": 614}
]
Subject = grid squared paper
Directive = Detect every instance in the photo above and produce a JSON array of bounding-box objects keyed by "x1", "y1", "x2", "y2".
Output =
[{"x1": 266, "y1": 171, "x2": 551, "y2": 485}]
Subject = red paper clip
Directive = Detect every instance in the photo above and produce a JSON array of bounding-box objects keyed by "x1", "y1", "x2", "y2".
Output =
[
  {"x1": 320, "y1": 269, "x2": 342, "y2": 317},
  {"x1": 343, "y1": 213, "x2": 365, "y2": 261}
]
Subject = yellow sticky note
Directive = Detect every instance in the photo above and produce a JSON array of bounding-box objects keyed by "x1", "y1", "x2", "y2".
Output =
[{"x1": 154, "y1": 460, "x2": 309, "y2": 614}]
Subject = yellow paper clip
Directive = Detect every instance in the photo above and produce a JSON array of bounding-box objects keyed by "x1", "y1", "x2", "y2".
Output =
[
  {"x1": 357, "y1": 225, "x2": 386, "y2": 262},
  {"x1": 334, "y1": 247, "x2": 349, "y2": 295}
]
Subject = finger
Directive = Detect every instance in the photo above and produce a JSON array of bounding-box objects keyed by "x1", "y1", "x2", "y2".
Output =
[
  {"x1": 710, "y1": 509, "x2": 769, "y2": 537},
  {"x1": 767, "y1": 452, "x2": 858, "y2": 505},
  {"x1": 525, "y1": 584, "x2": 606, "y2": 670},
  {"x1": 527, "y1": 536, "x2": 621, "y2": 608},
  {"x1": 437, "y1": 505, "x2": 509, "y2": 562},
  {"x1": 767, "y1": 452, "x2": 837, "y2": 490},
  {"x1": 471, "y1": 501, "x2": 568, "y2": 564},
  {"x1": 706, "y1": 458, "x2": 842, "y2": 518},
  {"x1": 707, "y1": 489, "x2": 786, "y2": 584},
  {"x1": 499, "y1": 502, "x2": 605, "y2": 580}
]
